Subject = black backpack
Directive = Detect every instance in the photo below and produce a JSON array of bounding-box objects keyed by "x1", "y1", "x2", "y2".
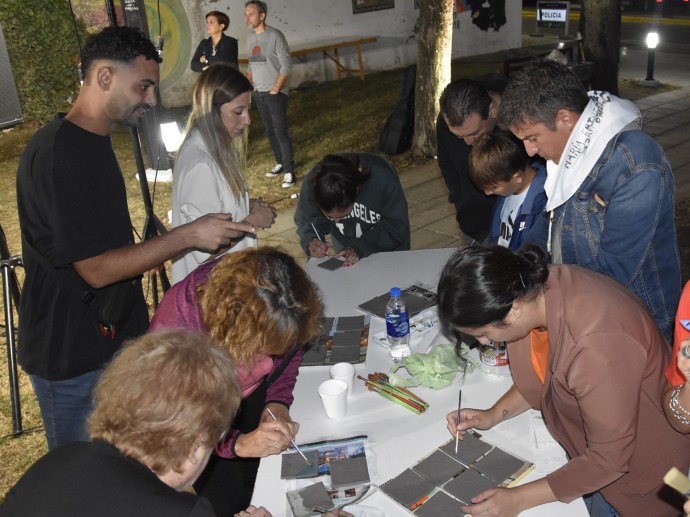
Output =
[{"x1": 379, "y1": 65, "x2": 416, "y2": 155}]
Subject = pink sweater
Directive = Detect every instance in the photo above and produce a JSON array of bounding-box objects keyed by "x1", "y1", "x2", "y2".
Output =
[{"x1": 149, "y1": 258, "x2": 304, "y2": 458}]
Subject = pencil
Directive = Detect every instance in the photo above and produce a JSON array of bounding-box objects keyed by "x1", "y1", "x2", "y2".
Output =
[
  {"x1": 265, "y1": 408, "x2": 311, "y2": 465},
  {"x1": 311, "y1": 223, "x2": 330, "y2": 257},
  {"x1": 455, "y1": 389, "x2": 462, "y2": 454},
  {"x1": 311, "y1": 222, "x2": 323, "y2": 242}
]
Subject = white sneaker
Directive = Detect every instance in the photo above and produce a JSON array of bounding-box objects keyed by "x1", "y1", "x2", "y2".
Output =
[
  {"x1": 281, "y1": 173, "x2": 295, "y2": 188},
  {"x1": 265, "y1": 164, "x2": 283, "y2": 177}
]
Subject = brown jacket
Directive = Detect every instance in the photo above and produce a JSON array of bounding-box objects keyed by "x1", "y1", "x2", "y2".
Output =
[{"x1": 508, "y1": 265, "x2": 689, "y2": 516}]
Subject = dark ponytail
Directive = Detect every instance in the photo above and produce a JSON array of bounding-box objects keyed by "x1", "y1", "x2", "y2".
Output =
[{"x1": 437, "y1": 244, "x2": 549, "y2": 332}]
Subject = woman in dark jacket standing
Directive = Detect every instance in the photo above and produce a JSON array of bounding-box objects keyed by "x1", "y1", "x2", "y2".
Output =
[{"x1": 191, "y1": 11, "x2": 238, "y2": 72}]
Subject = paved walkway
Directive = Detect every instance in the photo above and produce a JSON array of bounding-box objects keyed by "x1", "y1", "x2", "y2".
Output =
[{"x1": 257, "y1": 37, "x2": 690, "y2": 265}]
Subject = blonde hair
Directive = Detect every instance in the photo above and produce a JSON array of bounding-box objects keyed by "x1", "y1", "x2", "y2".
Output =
[
  {"x1": 89, "y1": 330, "x2": 241, "y2": 476},
  {"x1": 199, "y1": 247, "x2": 323, "y2": 366},
  {"x1": 180, "y1": 64, "x2": 252, "y2": 199}
]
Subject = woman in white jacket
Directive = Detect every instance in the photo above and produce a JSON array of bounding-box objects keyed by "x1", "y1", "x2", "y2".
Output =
[{"x1": 171, "y1": 64, "x2": 275, "y2": 284}]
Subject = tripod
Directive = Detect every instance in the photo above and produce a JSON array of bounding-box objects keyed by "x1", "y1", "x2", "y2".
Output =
[
  {"x1": 1, "y1": 223, "x2": 24, "y2": 435},
  {"x1": 130, "y1": 126, "x2": 170, "y2": 307},
  {"x1": 104, "y1": 0, "x2": 170, "y2": 307}
]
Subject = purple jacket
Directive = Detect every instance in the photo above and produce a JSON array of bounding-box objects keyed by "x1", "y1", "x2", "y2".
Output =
[{"x1": 149, "y1": 258, "x2": 304, "y2": 458}]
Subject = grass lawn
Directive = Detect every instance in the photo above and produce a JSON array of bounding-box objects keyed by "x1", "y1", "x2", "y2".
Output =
[{"x1": 0, "y1": 55, "x2": 682, "y2": 500}]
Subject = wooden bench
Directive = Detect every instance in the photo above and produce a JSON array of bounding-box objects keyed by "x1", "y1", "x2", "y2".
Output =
[{"x1": 239, "y1": 37, "x2": 378, "y2": 80}]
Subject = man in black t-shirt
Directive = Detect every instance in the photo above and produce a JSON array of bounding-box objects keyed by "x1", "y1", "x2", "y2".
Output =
[
  {"x1": 16, "y1": 26, "x2": 254, "y2": 450},
  {"x1": 437, "y1": 74, "x2": 508, "y2": 244}
]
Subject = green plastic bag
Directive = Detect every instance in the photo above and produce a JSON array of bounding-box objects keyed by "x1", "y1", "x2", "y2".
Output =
[{"x1": 388, "y1": 342, "x2": 479, "y2": 390}]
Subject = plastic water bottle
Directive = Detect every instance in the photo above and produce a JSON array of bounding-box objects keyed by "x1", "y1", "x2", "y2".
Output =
[{"x1": 385, "y1": 287, "x2": 411, "y2": 362}]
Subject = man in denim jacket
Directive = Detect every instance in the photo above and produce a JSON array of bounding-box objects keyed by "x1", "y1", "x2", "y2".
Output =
[{"x1": 499, "y1": 61, "x2": 680, "y2": 342}]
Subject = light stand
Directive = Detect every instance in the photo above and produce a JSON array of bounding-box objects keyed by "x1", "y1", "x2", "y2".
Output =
[
  {"x1": 0, "y1": 223, "x2": 23, "y2": 435},
  {"x1": 642, "y1": 32, "x2": 660, "y2": 87},
  {"x1": 130, "y1": 127, "x2": 171, "y2": 306},
  {"x1": 105, "y1": 0, "x2": 170, "y2": 305}
]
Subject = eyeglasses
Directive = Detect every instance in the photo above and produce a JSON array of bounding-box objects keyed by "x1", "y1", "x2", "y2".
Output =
[{"x1": 321, "y1": 206, "x2": 354, "y2": 222}]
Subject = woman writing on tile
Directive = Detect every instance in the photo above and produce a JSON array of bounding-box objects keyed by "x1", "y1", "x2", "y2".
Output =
[
  {"x1": 191, "y1": 11, "x2": 238, "y2": 72},
  {"x1": 437, "y1": 245, "x2": 690, "y2": 517},
  {"x1": 172, "y1": 64, "x2": 276, "y2": 284},
  {"x1": 150, "y1": 247, "x2": 323, "y2": 517}
]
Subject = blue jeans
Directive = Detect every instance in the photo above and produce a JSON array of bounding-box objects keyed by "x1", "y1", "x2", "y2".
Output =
[
  {"x1": 30, "y1": 369, "x2": 103, "y2": 450},
  {"x1": 583, "y1": 492, "x2": 620, "y2": 517},
  {"x1": 253, "y1": 91, "x2": 294, "y2": 174}
]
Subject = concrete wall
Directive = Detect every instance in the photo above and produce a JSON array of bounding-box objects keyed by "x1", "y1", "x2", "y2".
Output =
[{"x1": 156, "y1": 0, "x2": 521, "y2": 107}]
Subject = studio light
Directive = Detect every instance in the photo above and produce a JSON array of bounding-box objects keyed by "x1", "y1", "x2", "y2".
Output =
[{"x1": 160, "y1": 121, "x2": 183, "y2": 153}]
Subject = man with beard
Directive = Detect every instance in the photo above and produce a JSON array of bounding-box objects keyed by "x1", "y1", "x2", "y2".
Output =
[
  {"x1": 15, "y1": 26, "x2": 253, "y2": 450},
  {"x1": 437, "y1": 75, "x2": 508, "y2": 244}
]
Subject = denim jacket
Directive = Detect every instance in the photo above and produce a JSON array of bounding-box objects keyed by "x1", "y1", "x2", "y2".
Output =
[{"x1": 525, "y1": 129, "x2": 681, "y2": 342}]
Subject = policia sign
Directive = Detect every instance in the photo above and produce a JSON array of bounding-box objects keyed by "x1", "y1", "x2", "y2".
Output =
[{"x1": 536, "y1": 1, "x2": 570, "y2": 35}]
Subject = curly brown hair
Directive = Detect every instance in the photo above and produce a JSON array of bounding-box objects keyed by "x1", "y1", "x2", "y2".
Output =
[{"x1": 198, "y1": 247, "x2": 323, "y2": 366}]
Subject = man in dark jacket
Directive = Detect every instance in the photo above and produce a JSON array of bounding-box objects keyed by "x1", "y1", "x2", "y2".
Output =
[{"x1": 437, "y1": 73, "x2": 508, "y2": 243}]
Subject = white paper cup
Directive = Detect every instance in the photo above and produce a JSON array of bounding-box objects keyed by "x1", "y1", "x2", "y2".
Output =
[
  {"x1": 318, "y1": 379, "x2": 348, "y2": 419},
  {"x1": 329, "y1": 362, "x2": 355, "y2": 396}
]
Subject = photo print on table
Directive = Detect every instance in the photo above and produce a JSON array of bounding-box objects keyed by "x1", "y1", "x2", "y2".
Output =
[{"x1": 283, "y1": 436, "x2": 372, "y2": 514}]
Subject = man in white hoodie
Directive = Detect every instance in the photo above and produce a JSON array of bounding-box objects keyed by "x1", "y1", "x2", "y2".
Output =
[{"x1": 499, "y1": 60, "x2": 680, "y2": 343}]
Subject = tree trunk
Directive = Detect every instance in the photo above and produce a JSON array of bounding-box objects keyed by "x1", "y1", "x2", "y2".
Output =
[
  {"x1": 581, "y1": 0, "x2": 622, "y2": 94},
  {"x1": 412, "y1": 0, "x2": 454, "y2": 157}
]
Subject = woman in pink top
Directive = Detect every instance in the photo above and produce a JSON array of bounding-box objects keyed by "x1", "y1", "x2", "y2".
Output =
[{"x1": 150, "y1": 247, "x2": 322, "y2": 517}]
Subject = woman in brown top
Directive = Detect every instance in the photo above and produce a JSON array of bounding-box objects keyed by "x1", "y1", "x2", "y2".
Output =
[{"x1": 437, "y1": 245, "x2": 690, "y2": 517}]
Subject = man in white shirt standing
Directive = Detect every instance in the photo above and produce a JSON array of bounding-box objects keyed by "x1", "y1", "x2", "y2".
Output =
[{"x1": 244, "y1": 0, "x2": 296, "y2": 188}]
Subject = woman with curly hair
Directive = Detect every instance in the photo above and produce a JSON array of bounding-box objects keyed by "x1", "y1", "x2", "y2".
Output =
[
  {"x1": 437, "y1": 245, "x2": 690, "y2": 517},
  {"x1": 150, "y1": 246, "x2": 323, "y2": 517},
  {"x1": 171, "y1": 64, "x2": 276, "y2": 284}
]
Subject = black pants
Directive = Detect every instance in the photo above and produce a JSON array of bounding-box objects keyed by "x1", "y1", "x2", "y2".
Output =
[
  {"x1": 194, "y1": 382, "x2": 267, "y2": 517},
  {"x1": 253, "y1": 91, "x2": 294, "y2": 174}
]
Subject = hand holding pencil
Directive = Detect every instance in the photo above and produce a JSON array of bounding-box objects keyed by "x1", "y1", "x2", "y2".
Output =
[{"x1": 309, "y1": 223, "x2": 331, "y2": 257}]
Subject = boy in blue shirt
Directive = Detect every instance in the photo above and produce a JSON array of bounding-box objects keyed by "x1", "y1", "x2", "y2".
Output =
[{"x1": 468, "y1": 130, "x2": 547, "y2": 250}]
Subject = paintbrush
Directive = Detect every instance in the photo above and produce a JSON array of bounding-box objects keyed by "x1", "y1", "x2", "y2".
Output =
[
  {"x1": 373, "y1": 373, "x2": 429, "y2": 408},
  {"x1": 455, "y1": 389, "x2": 462, "y2": 454},
  {"x1": 266, "y1": 408, "x2": 311, "y2": 465},
  {"x1": 664, "y1": 467, "x2": 690, "y2": 498},
  {"x1": 367, "y1": 384, "x2": 425, "y2": 415},
  {"x1": 358, "y1": 375, "x2": 426, "y2": 413}
]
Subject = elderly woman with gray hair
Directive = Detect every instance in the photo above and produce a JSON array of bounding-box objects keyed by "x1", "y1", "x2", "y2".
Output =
[{"x1": 0, "y1": 330, "x2": 249, "y2": 516}]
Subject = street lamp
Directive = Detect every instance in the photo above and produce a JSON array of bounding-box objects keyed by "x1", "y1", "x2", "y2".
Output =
[{"x1": 642, "y1": 32, "x2": 660, "y2": 87}]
